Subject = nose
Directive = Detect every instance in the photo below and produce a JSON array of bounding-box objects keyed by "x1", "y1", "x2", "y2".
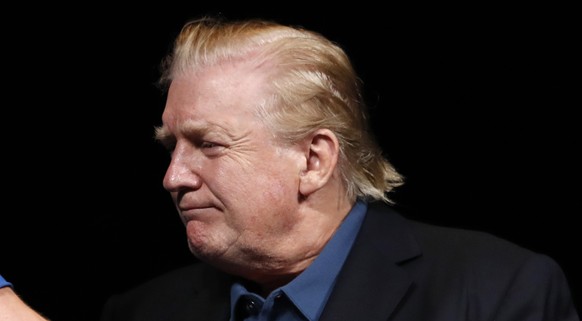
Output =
[{"x1": 162, "y1": 145, "x2": 203, "y2": 192}]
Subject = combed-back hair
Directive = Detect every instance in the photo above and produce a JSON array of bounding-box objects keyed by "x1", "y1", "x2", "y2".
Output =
[{"x1": 159, "y1": 16, "x2": 404, "y2": 203}]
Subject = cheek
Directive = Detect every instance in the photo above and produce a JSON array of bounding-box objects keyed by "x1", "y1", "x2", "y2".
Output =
[
  {"x1": 212, "y1": 149, "x2": 301, "y2": 223},
  {"x1": 226, "y1": 172, "x2": 298, "y2": 228},
  {"x1": 263, "y1": 178, "x2": 295, "y2": 202},
  {"x1": 256, "y1": 175, "x2": 301, "y2": 227},
  {"x1": 223, "y1": 175, "x2": 294, "y2": 215},
  {"x1": 217, "y1": 157, "x2": 298, "y2": 200}
]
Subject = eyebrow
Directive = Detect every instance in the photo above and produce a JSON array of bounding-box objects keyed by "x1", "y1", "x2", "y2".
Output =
[
  {"x1": 154, "y1": 125, "x2": 173, "y2": 149},
  {"x1": 154, "y1": 121, "x2": 231, "y2": 146}
]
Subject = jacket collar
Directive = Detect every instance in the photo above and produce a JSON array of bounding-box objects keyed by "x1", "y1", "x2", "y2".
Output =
[{"x1": 319, "y1": 201, "x2": 422, "y2": 321}]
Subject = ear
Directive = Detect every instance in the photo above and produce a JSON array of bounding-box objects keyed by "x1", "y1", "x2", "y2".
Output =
[{"x1": 299, "y1": 129, "x2": 340, "y2": 197}]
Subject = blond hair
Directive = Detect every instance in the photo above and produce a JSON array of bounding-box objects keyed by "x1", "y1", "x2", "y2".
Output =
[{"x1": 159, "y1": 16, "x2": 403, "y2": 203}]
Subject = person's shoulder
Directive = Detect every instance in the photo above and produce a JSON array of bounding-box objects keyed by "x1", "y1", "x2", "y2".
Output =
[
  {"x1": 132, "y1": 263, "x2": 197, "y2": 288},
  {"x1": 368, "y1": 201, "x2": 553, "y2": 270},
  {"x1": 411, "y1": 219, "x2": 532, "y2": 258},
  {"x1": 397, "y1": 209, "x2": 562, "y2": 278},
  {"x1": 107, "y1": 262, "x2": 230, "y2": 305},
  {"x1": 100, "y1": 262, "x2": 233, "y2": 320}
]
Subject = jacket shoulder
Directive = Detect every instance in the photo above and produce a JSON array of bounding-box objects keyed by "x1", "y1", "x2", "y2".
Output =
[
  {"x1": 365, "y1": 202, "x2": 578, "y2": 320},
  {"x1": 100, "y1": 263, "x2": 231, "y2": 321}
]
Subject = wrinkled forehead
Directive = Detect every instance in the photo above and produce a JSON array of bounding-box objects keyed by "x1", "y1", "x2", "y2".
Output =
[
  {"x1": 185, "y1": 55, "x2": 276, "y2": 97},
  {"x1": 208, "y1": 59, "x2": 275, "y2": 107},
  {"x1": 163, "y1": 59, "x2": 276, "y2": 124}
]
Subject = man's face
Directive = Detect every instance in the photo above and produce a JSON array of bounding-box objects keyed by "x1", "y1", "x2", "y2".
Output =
[{"x1": 158, "y1": 62, "x2": 306, "y2": 273}]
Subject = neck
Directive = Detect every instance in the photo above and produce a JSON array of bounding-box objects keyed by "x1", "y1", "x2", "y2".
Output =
[{"x1": 236, "y1": 195, "x2": 355, "y2": 295}]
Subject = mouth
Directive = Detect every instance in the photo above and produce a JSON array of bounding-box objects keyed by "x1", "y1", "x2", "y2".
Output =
[{"x1": 178, "y1": 206, "x2": 217, "y2": 222}]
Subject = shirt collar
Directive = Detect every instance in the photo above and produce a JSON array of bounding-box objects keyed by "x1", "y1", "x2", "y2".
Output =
[
  {"x1": 229, "y1": 201, "x2": 367, "y2": 320},
  {"x1": 281, "y1": 200, "x2": 367, "y2": 320}
]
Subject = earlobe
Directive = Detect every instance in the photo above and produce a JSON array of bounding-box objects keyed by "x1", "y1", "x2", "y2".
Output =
[{"x1": 298, "y1": 129, "x2": 339, "y2": 197}]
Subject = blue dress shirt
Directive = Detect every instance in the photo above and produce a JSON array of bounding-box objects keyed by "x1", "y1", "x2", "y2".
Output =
[
  {"x1": 0, "y1": 274, "x2": 13, "y2": 288},
  {"x1": 229, "y1": 200, "x2": 367, "y2": 321}
]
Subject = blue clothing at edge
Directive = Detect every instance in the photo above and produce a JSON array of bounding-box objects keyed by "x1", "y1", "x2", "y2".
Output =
[
  {"x1": 0, "y1": 274, "x2": 13, "y2": 288},
  {"x1": 229, "y1": 200, "x2": 367, "y2": 321}
]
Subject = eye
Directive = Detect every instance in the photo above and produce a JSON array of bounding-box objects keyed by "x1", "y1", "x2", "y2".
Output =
[
  {"x1": 200, "y1": 141, "x2": 219, "y2": 149},
  {"x1": 199, "y1": 141, "x2": 226, "y2": 157}
]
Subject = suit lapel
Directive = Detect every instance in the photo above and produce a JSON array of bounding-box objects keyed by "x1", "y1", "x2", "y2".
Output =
[{"x1": 319, "y1": 202, "x2": 422, "y2": 321}]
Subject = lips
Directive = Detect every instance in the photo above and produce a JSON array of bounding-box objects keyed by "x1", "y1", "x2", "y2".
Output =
[
  {"x1": 178, "y1": 204, "x2": 214, "y2": 212},
  {"x1": 176, "y1": 193, "x2": 222, "y2": 222},
  {"x1": 176, "y1": 194, "x2": 216, "y2": 213},
  {"x1": 176, "y1": 191, "x2": 217, "y2": 210},
  {"x1": 178, "y1": 205, "x2": 218, "y2": 223}
]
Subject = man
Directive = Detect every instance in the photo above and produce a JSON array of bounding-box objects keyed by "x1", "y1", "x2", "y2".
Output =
[{"x1": 100, "y1": 17, "x2": 579, "y2": 320}]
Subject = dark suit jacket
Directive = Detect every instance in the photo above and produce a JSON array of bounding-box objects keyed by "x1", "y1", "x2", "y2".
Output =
[{"x1": 100, "y1": 202, "x2": 579, "y2": 321}]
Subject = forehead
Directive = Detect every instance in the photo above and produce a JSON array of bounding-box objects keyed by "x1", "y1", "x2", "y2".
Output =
[{"x1": 162, "y1": 61, "x2": 272, "y2": 131}]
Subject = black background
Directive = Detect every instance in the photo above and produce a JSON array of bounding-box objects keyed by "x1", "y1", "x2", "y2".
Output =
[{"x1": 2, "y1": 4, "x2": 579, "y2": 320}]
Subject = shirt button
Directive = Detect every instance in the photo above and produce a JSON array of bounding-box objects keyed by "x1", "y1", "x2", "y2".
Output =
[{"x1": 245, "y1": 299, "x2": 258, "y2": 314}]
